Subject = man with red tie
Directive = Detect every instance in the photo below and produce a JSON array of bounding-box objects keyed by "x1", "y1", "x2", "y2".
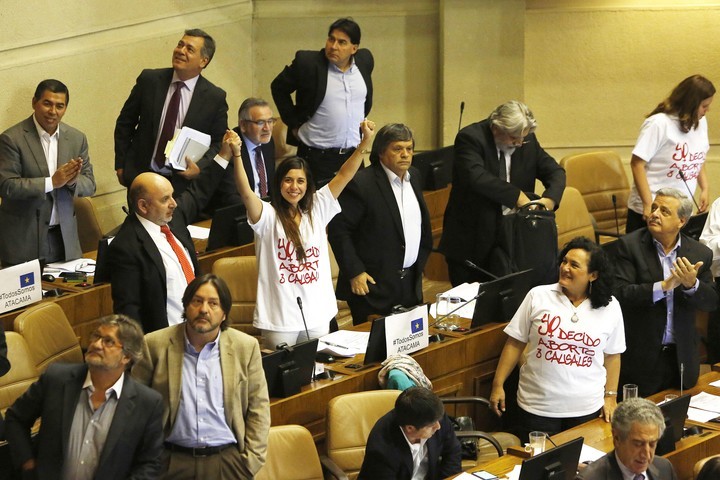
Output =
[{"x1": 106, "y1": 153, "x2": 232, "y2": 333}]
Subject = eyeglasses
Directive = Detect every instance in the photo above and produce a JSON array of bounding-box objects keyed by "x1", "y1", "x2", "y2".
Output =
[
  {"x1": 89, "y1": 332, "x2": 123, "y2": 349},
  {"x1": 243, "y1": 118, "x2": 277, "y2": 128}
]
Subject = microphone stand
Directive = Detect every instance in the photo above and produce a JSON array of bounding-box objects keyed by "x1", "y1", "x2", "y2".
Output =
[{"x1": 296, "y1": 297, "x2": 316, "y2": 380}]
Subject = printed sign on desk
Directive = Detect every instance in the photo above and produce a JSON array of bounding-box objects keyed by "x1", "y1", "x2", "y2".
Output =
[
  {"x1": 385, "y1": 305, "x2": 429, "y2": 356},
  {"x1": 0, "y1": 260, "x2": 42, "y2": 314}
]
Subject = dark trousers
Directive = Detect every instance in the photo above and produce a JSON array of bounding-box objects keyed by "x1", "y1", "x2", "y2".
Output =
[
  {"x1": 626, "y1": 209, "x2": 646, "y2": 234},
  {"x1": 446, "y1": 257, "x2": 491, "y2": 287},
  {"x1": 297, "y1": 143, "x2": 356, "y2": 187},
  {"x1": 515, "y1": 406, "x2": 600, "y2": 444},
  {"x1": 346, "y1": 270, "x2": 420, "y2": 325},
  {"x1": 46, "y1": 225, "x2": 65, "y2": 264},
  {"x1": 623, "y1": 344, "x2": 681, "y2": 399}
]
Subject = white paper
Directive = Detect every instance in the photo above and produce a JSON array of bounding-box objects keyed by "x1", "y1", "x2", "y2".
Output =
[
  {"x1": 579, "y1": 444, "x2": 606, "y2": 463},
  {"x1": 187, "y1": 225, "x2": 210, "y2": 240},
  {"x1": 690, "y1": 391, "x2": 720, "y2": 413},
  {"x1": 317, "y1": 330, "x2": 370, "y2": 357},
  {"x1": 506, "y1": 465, "x2": 521, "y2": 480},
  {"x1": 688, "y1": 406, "x2": 720, "y2": 423},
  {"x1": 166, "y1": 126, "x2": 211, "y2": 170},
  {"x1": 429, "y1": 282, "x2": 479, "y2": 319},
  {"x1": 709, "y1": 379, "x2": 720, "y2": 388},
  {"x1": 385, "y1": 305, "x2": 429, "y2": 356},
  {"x1": 46, "y1": 258, "x2": 95, "y2": 273}
]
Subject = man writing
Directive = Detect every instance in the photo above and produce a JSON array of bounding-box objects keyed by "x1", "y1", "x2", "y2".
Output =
[
  {"x1": 134, "y1": 274, "x2": 270, "y2": 479},
  {"x1": 614, "y1": 188, "x2": 718, "y2": 396},
  {"x1": 0, "y1": 79, "x2": 95, "y2": 266},
  {"x1": 5, "y1": 315, "x2": 164, "y2": 479},
  {"x1": 115, "y1": 28, "x2": 228, "y2": 195},
  {"x1": 272, "y1": 18, "x2": 373, "y2": 186}
]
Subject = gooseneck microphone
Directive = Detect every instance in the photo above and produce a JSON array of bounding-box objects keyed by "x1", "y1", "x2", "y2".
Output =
[
  {"x1": 464, "y1": 259, "x2": 499, "y2": 280},
  {"x1": 296, "y1": 296, "x2": 316, "y2": 380},
  {"x1": 458, "y1": 101, "x2": 465, "y2": 133},
  {"x1": 678, "y1": 171, "x2": 701, "y2": 212}
]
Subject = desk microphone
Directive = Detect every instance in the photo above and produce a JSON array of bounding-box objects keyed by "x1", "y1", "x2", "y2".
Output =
[
  {"x1": 678, "y1": 171, "x2": 701, "y2": 212},
  {"x1": 680, "y1": 363, "x2": 684, "y2": 397},
  {"x1": 464, "y1": 259, "x2": 499, "y2": 280},
  {"x1": 458, "y1": 101, "x2": 465, "y2": 133},
  {"x1": 296, "y1": 296, "x2": 316, "y2": 380},
  {"x1": 611, "y1": 194, "x2": 620, "y2": 236},
  {"x1": 430, "y1": 289, "x2": 486, "y2": 328}
]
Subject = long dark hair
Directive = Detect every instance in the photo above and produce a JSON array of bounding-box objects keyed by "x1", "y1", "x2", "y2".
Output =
[
  {"x1": 649, "y1": 74, "x2": 715, "y2": 133},
  {"x1": 558, "y1": 236, "x2": 613, "y2": 309},
  {"x1": 270, "y1": 157, "x2": 316, "y2": 262}
]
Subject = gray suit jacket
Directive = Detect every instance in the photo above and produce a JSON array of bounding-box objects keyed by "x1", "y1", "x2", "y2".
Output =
[
  {"x1": 5, "y1": 363, "x2": 164, "y2": 480},
  {"x1": 0, "y1": 116, "x2": 95, "y2": 265},
  {"x1": 576, "y1": 450, "x2": 677, "y2": 480},
  {"x1": 133, "y1": 324, "x2": 271, "y2": 478}
]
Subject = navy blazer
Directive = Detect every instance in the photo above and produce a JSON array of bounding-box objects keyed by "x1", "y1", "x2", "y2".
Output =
[
  {"x1": 107, "y1": 160, "x2": 226, "y2": 333},
  {"x1": 439, "y1": 118, "x2": 565, "y2": 269},
  {"x1": 114, "y1": 68, "x2": 228, "y2": 192},
  {"x1": 614, "y1": 228, "x2": 718, "y2": 394},
  {"x1": 5, "y1": 363, "x2": 164, "y2": 480},
  {"x1": 575, "y1": 450, "x2": 677, "y2": 480},
  {"x1": 358, "y1": 410, "x2": 461, "y2": 480},
  {"x1": 271, "y1": 49, "x2": 374, "y2": 146},
  {"x1": 328, "y1": 163, "x2": 432, "y2": 312}
]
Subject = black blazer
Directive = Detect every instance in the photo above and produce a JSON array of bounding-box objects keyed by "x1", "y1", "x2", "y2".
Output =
[
  {"x1": 114, "y1": 68, "x2": 228, "y2": 192},
  {"x1": 358, "y1": 410, "x2": 461, "y2": 480},
  {"x1": 439, "y1": 119, "x2": 565, "y2": 268},
  {"x1": 107, "y1": 160, "x2": 226, "y2": 333},
  {"x1": 614, "y1": 228, "x2": 718, "y2": 393},
  {"x1": 328, "y1": 163, "x2": 432, "y2": 312},
  {"x1": 203, "y1": 127, "x2": 276, "y2": 215},
  {"x1": 271, "y1": 49, "x2": 374, "y2": 146},
  {"x1": 575, "y1": 450, "x2": 677, "y2": 480},
  {"x1": 5, "y1": 363, "x2": 164, "y2": 480}
]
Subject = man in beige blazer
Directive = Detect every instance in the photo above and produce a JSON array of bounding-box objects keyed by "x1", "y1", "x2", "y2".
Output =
[{"x1": 134, "y1": 274, "x2": 270, "y2": 479}]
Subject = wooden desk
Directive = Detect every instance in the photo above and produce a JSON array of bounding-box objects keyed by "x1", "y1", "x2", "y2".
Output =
[
  {"x1": 651, "y1": 371, "x2": 720, "y2": 431},
  {"x1": 270, "y1": 322, "x2": 508, "y2": 441}
]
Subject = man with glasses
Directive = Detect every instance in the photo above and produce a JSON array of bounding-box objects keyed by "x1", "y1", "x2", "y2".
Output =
[
  {"x1": 204, "y1": 98, "x2": 276, "y2": 214},
  {"x1": 439, "y1": 100, "x2": 566, "y2": 286},
  {"x1": 5, "y1": 315, "x2": 164, "y2": 479}
]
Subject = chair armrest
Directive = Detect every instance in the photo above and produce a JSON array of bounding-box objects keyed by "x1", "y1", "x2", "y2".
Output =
[
  {"x1": 319, "y1": 454, "x2": 349, "y2": 480},
  {"x1": 456, "y1": 431, "x2": 504, "y2": 457}
]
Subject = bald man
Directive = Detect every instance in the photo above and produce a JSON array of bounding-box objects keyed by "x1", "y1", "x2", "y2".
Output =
[{"x1": 106, "y1": 154, "x2": 232, "y2": 333}]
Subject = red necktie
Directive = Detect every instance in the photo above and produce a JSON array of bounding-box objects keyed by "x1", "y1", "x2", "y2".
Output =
[
  {"x1": 160, "y1": 225, "x2": 195, "y2": 284},
  {"x1": 255, "y1": 146, "x2": 268, "y2": 197},
  {"x1": 154, "y1": 81, "x2": 184, "y2": 168}
]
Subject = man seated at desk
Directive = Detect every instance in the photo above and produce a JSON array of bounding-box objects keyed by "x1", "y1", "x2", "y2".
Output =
[
  {"x1": 358, "y1": 386, "x2": 461, "y2": 480},
  {"x1": 577, "y1": 398, "x2": 677, "y2": 480}
]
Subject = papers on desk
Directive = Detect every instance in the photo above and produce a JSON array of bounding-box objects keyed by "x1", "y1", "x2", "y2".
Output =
[
  {"x1": 687, "y1": 391, "x2": 720, "y2": 422},
  {"x1": 429, "y1": 282, "x2": 479, "y2": 319},
  {"x1": 165, "y1": 127, "x2": 211, "y2": 170},
  {"x1": 187, "y1": 225, "x2": 210, "y2": 240},
  {"x1": 579, "y1": 443, "x2": 606, "y2": 463},
  {"x1": 317, "y1": 330, "x2": 370, "y2": 357},
  {"x1": 46, "y1": 258, "x2": 96, "y2": 273},
  {"x1": 710, "y1": 379, "x2": 720, "y2": 388}
]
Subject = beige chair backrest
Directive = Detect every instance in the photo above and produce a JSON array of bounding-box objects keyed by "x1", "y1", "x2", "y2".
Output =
[
  {"x1": 74, "y1": 196, "x2": 104, "y2": 253},
  {"x1": 326, "y1": 389, "x2": 401, "y2": 480},
  {"x1": 13, "y1": 302, "x2": 83, "y2": 373},
  {"x1": 212, "y1": 256, "x2": 261, "y2": 338},
  {"x1": 694, "y1": 454, "x2": 720, "y2": 478},
  {"x1": 555, "y1": 187, "x2": 596, "y2": 248},
  {"x1": 0, "y1": 332, "x2": 40, "y2": 416},
  {"x1": 560, "y1": 151, "x2": 629, "y2": 236},
  {"x1": 255, "y1": 425, "x2": 325, "y2": 480}
]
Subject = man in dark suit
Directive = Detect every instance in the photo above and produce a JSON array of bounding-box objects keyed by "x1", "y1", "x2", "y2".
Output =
[
  {"x1": 577, "y1": 398, "x2": 677, "y2": 480},
  {"x1": 614, "y1": 188, "x2": 718, "y2": 397},
  {"x1": 439, "y1": 100, "x2": 565, "y2": 286},
  {"x1": 5, "y1": 315, "x2": 164, "y2": 480},
  {"x1": 114, "y1": 28, "x2": 228, "y2": 195},
  {"x1": 329, "y1": 123, "x2": 432, "y2": 325},
  {"x1": 0, "y1": 79, "x2": 95, "y2": 266},
  {"x1": 106, "y1": 154, "x2": 230, "y2": 333},
  {"x1": 271, "y1": 18, "x2": 373, "y2": 186},
  {"x1": 204, "y1": 97, "x2": 276, "y2": 214},
  {"x1": 358, "y1": 387, "x2": 461, "y2": 480}
]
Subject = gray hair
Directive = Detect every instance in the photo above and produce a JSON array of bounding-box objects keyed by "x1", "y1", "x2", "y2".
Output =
[
  {"x1": 98, "y1": 314, "x2": 145, "y2": 368},
  {"x1": 238, "y1": 97, "x2": 271, "y2": 121},
  {"x1": 656, "y1": 187, "x2": 694, "y2": 220},
  {"x1": 612, "y1": 398, "x2": 666, "y2": 440},
  {"x1": 489, "y1": 100, "x2": 537, "y2": 136}
]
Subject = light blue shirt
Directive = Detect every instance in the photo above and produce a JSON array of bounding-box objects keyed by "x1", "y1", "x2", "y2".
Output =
[
  {"x1": 166, "y1": 329, "x2": 237, "y2": 447},
  {"x1": 298, "y1": 58, "x2": 367, "y2": 149},
  {"x1": 651, "y1": 235, "x2": 698, "y2": 344}
]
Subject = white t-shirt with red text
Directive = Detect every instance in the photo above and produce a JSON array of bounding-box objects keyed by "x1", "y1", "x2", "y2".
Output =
[
  {"x1": 250, "y1": 185, "x2": 341, "y2": 331},
  {"x1": 504, "y1": 284, "x2": 626, "y2": 418},
  {"x1": 629, "y1": 113, "x2": 709, "y2": 214}
]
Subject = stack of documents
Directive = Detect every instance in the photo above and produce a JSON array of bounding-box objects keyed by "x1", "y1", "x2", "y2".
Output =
[
  {"x1": 317, "y1": 330, "x2": 370, "y2": 357},
  {"x1": 688, "y1": 386, "x2": 720, "y2": 423}
]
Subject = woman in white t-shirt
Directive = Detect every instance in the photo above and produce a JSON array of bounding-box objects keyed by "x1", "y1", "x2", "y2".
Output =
[
  {"x1": 218, "y1": 121, "x2": 375, "y2": 349},
  {"x1": 627, "y1": 74, "x2": 715, "y2": 233},
  {"x1": 488, "y1": 236, "x2": 625, "y2": 442}
]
